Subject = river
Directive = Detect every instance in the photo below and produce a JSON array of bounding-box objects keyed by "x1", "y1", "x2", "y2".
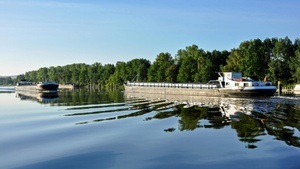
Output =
[{"x1": 0, "y1": 87, "x2": 300, "y2": 169}]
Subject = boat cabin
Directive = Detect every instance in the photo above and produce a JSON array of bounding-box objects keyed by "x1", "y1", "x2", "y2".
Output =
[
  {"x1": 214, "y1": 72, "x2": 271, "y2": 88},
  {"x1": 16, "y1": 80, "x2": 35, "y2": 86}
]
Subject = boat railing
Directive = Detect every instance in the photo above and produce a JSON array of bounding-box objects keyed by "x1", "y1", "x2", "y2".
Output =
[{"x1": 126, "y1": 82, "x2": 218, "y2": 89}]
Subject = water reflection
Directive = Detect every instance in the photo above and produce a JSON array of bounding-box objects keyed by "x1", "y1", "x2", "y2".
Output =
[
  {"x1": 0, "y1": 86, "x2": 15, "y2": 93},
  {"x1": 122, "y1": 92, "x2": 300, "y2": 149},
  {"x1": 16, "y1": 91, "x2": 58, "y2": 103},
  {"x1": 15, "y1": 88, "x2": 299, "y2": 149},
  {"x1": 2, "y1": 88, "x2": 300, "y2": 169},
  {"x1": 57, "y1": 90, "x2": 124, "y2": 106},
  {"x1": 14, "y1": 89, "x2": 124, "y2": 105}
]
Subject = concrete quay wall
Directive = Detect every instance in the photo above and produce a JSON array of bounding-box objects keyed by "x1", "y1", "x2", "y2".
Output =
[{"x1": 59, "y1": 84, "x2": 75, "y2": 90}]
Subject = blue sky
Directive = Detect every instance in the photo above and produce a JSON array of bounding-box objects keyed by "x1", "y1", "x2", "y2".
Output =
[{"x1": 0, "y1": 0, "x2": 299, "y2": 76}]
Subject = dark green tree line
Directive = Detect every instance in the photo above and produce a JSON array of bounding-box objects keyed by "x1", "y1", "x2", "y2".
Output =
[
  {"x1": 222, "y1": 37, "x2": 300, "y2": 84},
  {"x1": 0, "y1": 77, "x2": 14, "y2": 85},
  {"x1": 148, "y1": 52, "x2": 176, "y2": 82},
  {"x1": 10, "y1": 37, "x2": 300, "y2": 89}
]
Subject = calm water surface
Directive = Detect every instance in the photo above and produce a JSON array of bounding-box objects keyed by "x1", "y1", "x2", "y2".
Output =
[{"x1": 0, "y1": 87, "x2": 300, "y2": 169}]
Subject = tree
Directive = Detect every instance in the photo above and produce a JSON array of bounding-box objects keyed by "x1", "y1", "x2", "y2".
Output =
[
  {"x1": 222, "y1": 39, "x2": 268, "y2": 80},
  {"x1": 0, "y1": 77, "x2": 14, "y2": 85},
  {"x1": 55, "y1": 66, "x2": 66, "y2": 84},
  {"x1": 290, "y1": 49, "x2": 300, "y2": 83},
  {"x1": 16, "y1": 74, "x2": 26, "y2": 82},
  {"x1": 126, "y1": 58, "x2": 151, "y2": 82},
  {"x1": 268, "y1": 37, "x2": 294, "y2": 84},
  {"x1": 177, "y1": 54, "x2": 197, "y2": 82},
  {"x1": 88, "y1": 62, "x2": 103, "y2": 89},
  {"x1": 79, "y1": 64, "x2": 88, "y2": 86},
  {"x1": 176, "y1": 45, "x2": 204, "y2": 82},
  {"x1": 208, "y1": 50, "x2": 229, "y2": 80},
  {"x1": 37, "y1": 67, "x2": 49, "y2": 82},
  {"x1": 70, "y1": 64, "x2": 80, "y2": 85},
  {"x1": 289, "y1": 39, "x2": 300, "y2": 83},
  {"x1": 106, "y1": 62, "x2": 127, "y2": 90},
  {"x1": 48, "y1": 66, "x2": 59, "y2": 82},
  {"x1": 24, "y1": 71, "x2": 37, "y2": 82},
  {"x1": 196, "y1": 58, "x2": 214, "y2": 82},
  {"x1": 102, "y1": 64, "x2": 115, "y2": 85},
  {"x1": 148, "y1": 52, "x2": 176, "y2": 82},
  {"x1": 12, "y1": 37, "x2": 300, "y2": 90},
  {"x1": 222, "y1": 49, "x2": 241, "y2": 72}
]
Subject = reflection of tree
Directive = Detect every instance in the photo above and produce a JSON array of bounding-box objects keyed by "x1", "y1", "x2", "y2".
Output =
[
  {"x1": 63, "y1": 91, "x2": 300, "y2": 149},
  {"x1": 178, "y1": 106, "x2": 207, "y2": 131},
  {"x1": 57, "y1": 90, "x2": 124, "y2": 106},
  {"x1": 231, "y1": 114, "x2": 265, "y2": 149},
  {"x1": 263, "y1": 104, "x2": 300, "y2": 148},
  {"x1": 160, "y1": 102, "x2": 300, "y2": 149},
  {"x1": 154, "y1": 105, "x2": 227, "y2": 132},
  {"x1": 153, "y1": 105, "x2": 205, "y2": 131},
  {"x1": 153, "y1": 110, "x2": 178, "y2": 119},
  {"x1": 206, "y1": 107, "x2": 227, "y2": 129}
]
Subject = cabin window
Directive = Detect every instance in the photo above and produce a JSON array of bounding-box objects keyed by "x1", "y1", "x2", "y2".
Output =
[
  {"x1": 244, "y1": 83, "x2": 249, "y2": 87},
  {"x1": 235, "y1": 83, "x2": 239, "y2": 86}
]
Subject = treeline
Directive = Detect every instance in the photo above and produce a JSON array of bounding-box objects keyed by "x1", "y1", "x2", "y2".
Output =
[
  {"x1": 8, "y1": 37, "x2": 300, "y2": 90},
  {"x1": 0, "y1": 77, "x2": 14, "y2": 86}
]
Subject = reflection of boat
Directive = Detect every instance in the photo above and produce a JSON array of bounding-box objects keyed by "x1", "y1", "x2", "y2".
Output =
[
  {"x1": 219, "y1": 100, "x2": 253, "y2": 122},
  {"x1": 125, "y1": 72, "x2": 276, "y2": 97},
  {"x1": 0, "y1": 86, "x2": 15, "y2": 93},
  {"x1": 15, "y1": 81, "x2": 59, "y2": 93},
  {"x1": 16, "y1": 90, "x2": 58, "y2": 103},
  {"x1": 124, "y1": 91, "x2": 273, "y2": 119}
]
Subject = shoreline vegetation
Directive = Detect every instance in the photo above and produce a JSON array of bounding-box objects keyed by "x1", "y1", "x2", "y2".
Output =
[{"x1": 1, "y1": 37, "x2": 300, "y2": 90}]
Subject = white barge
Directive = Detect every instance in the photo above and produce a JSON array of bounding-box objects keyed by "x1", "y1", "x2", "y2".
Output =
[
  {"x1": 125, "y1": 72, "x2": 277, "y2": 97},
  {"x1": 294, "y1": 84, "x2": 300, "y2": 91},
  {"x1": 293, "y1": 84, "x2": 300, "y2": 94}
]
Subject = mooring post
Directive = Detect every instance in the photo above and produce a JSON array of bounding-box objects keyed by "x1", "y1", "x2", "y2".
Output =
[{"x1": 278, "y1": 81, "x2": 282, "y2": 95}]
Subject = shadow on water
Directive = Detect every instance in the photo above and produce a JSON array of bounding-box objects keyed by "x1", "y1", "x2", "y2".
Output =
[
  {"x1": 57, "y1": 89, "x2": 124, "y2": 106},
  {"x1": 14, "y1": 89, "x2": 124, "y2": 105},
  {"x1": 0, "y1": 86, "x2": 15, "y2": 93},
  {"x1": 16, "y1": 91, "x2": 59, "y2": 103}
]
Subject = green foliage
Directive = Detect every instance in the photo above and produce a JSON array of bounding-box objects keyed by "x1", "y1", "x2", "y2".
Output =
[
  {"x1": 208, "y1": 50, "x2": 229, "y2": 79},
  {"x1": 148, "y1": 52, "x2": 176, "y2": 82},
  {"x1": 221, "y1": 37, "x2": 300, "y2": 84},
  {"x1": 0, "y1": 77, "x2": 14, "y2": 85},
  {"x1": 290, "y1": 49, "x2": 300, "y2": 83},
  {"x1": 105, "y1": 62, "x2": 126, "y2": 90},
  {"x1": 9, "y1": 37, "x2": 300, "y2": 89},
  {"x1": 176, "y1": 45, "x2": 228, "y2": 83},
  {"x1": 268, "y1": 37, "x2": 295, "y2": 84},
  {"x1": 222, "y1": 39, "x2": 268, "y2": 80},
  {"x1": 176, "y1": 45, "x2": 201, "y2": 82},
  {"x1": 126, "y1": 58, "x2": 151, "y2": 82}
]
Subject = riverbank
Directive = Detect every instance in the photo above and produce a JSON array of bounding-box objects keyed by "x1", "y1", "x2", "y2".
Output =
[{"x1": 58, "y1": 84, "x2": 76, "y2": 90}]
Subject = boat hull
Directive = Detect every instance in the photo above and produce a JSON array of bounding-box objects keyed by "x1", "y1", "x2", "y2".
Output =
[
  {"x1": 36, "y1": 83, "x2": 59, "y2": 92},
  {"x1": 15, "y1": 82, "x2": 59, "y2": 93},
  {"x1": 124, "y1": 85, "x2": 276, "y2": 97},
  {"x1": 124, "y1": 85, "x2": 222, "y2": 97},
  {"x1": 219, "y1": 88, "x2": 277, "y2": 97}
]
